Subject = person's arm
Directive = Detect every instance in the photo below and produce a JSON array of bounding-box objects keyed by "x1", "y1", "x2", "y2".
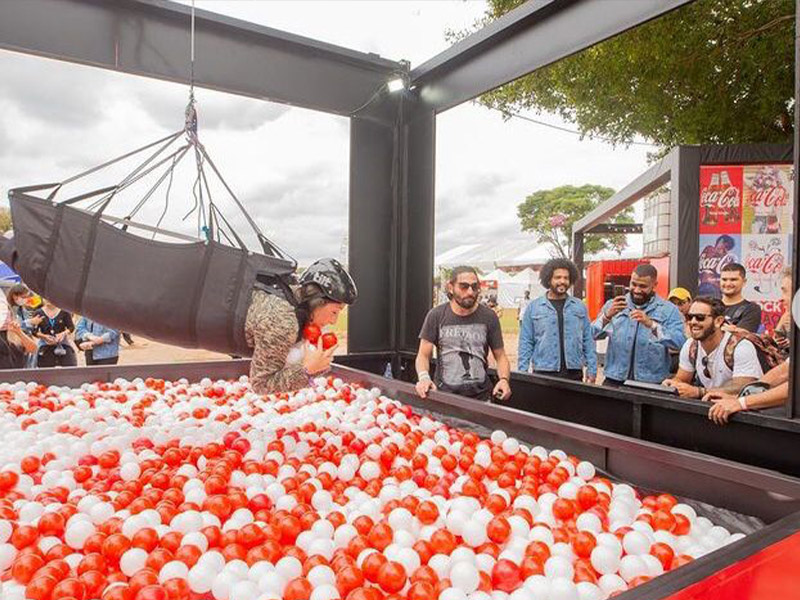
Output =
[
  {"x1": 415, "y1": 339, "x2": 437, "y2": 398},
  {"x1": 517, "y1": 304, "x2": 535, "y2": 372},
  {"x1": 714, "y1": 340, "x2": 762, "y2": 393},
  {"x1": 582, "y1": 310, "x2": 597, "y2": 381},
  {"x1": 645, "y1": 304, "x2": 687, "y2": 350},
  {"x1": 708, "y1": 382, "x2": 788, "y2": 425},
  {"x1": 491, "y1": 346, "x2": 511, "y2": 400},
  {"x1": 662, "y1": 341, "x2": 702, "y2": 397},
  {"x1": 63, "y1": 312, "x2": 75, "y2": 333},
  {"x1": 737, "y1": 303, "x2": 762, "y2": 333},
  {"x1": 7, "y1": 322, "x2": 38, "y2": 354},
  {"x1": 591, "y1": 300, "x2": 613, "y2": 338},
  {"x1": 96, "y1": 327, "x2": 119, "y2": 347},
  {"x1": 762, "y1": 360, "x2": 790, "y2": 387}
]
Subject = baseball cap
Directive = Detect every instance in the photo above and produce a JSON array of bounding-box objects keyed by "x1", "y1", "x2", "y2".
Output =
[{"x1": 668, "y1": 287, "x2": 692, "y2": 302}]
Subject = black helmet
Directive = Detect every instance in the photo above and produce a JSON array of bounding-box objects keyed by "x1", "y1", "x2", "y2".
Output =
[{"x1": 299, "y1": 258, "x2": 358, "y2": 305}]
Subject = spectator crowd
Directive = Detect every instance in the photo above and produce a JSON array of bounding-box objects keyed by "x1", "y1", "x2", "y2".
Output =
[
  {"x1": 415, "y1": 258, "x2": 795, "y2": 425},
  {"x1": 0, "y1": 283, "x2": 122, "y2": 370}
]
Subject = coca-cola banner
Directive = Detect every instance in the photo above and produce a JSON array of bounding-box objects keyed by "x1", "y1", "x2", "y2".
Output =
[
  {"x1": 698, "y1": 233, "x2": 740, "y2": 297},
  {"x1": 743, "y1": 234, "x2": 790, "y2": 330},
  {"x1": 743, "y1": 165, "x2": 792, "y2": 234},
  {"x1": 698, "y1": 163, "x2": 794, "y2": 332},
  {"x1": 699, "y1": 166, "x2": 743, "y2": 234}
]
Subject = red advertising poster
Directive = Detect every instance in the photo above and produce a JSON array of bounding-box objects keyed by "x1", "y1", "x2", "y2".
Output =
[
  {"x1": 699, "y1": 165, "x2": 743, "y2": 234},
  {"x1": 699, "y1": 163, "x2": 793, "y2": 332}
]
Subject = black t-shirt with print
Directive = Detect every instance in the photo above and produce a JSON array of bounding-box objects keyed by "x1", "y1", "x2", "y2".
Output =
[{"x1": 419, "y1": 303, "x2": 504, "y2": 399}]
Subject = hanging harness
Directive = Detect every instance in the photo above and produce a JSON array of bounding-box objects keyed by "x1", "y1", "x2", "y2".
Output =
[{"x1": 3, "y1": 2, "x2": 298, "y2": 356}]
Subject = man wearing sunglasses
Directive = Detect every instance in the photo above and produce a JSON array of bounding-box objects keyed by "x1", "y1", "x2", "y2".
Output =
[
  {"x1": 663, "y1": 297, "x2": 762, "y2": 398},
  {"x1": 416, "y1": 266, "x2": 511, "y2": 402}
]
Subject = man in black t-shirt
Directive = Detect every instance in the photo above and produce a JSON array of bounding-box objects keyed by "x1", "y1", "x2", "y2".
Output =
[
  {"x1": 416, "y1": 266, "x2": 511, "y2": 401},
  {"x1": 719, "y1": 263, "x2": 762, "y2": 333}
]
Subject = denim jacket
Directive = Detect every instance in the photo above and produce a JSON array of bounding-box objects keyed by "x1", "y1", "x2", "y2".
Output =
[
  {"x1": 592, "y1": 294, "x2": 686, "y2": 383},
  {"x1": 75, "y1": 318, "x2": 120, "y2": 360},
  {"x1": 518, "y1": 296, "x2": 598, "y2": 376}
]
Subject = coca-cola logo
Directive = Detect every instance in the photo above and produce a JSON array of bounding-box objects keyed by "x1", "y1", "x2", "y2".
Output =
[
  {"x1": 746, "y1": 251, "x2": 784, "y2": 275},
  {"x1": 701, "y1": 187, "x2": 739, "y2": 208},
  {"x1": 699, "y1": 253, "x2": 734, "y2": 272},
  {"x1": 751, "y1": 186, "x2": 788, "y2": 207}
]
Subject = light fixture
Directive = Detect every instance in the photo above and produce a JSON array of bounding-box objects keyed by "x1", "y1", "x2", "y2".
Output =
[{"x1": 387, "y1": 77, "x2": 406, "y2": 93}]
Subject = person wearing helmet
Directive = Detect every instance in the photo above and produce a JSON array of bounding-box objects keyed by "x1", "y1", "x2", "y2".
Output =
[{"x1": 245, "y1": 258, "x2": 357, "y2": 395}]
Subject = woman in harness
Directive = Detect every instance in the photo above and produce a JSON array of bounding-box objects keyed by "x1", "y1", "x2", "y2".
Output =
[{"x1": 246, "y1": 257, "x2": 357, "y2": 394}]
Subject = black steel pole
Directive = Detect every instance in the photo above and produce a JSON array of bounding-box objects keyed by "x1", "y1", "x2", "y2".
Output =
[
  {"x1": 790, "y1": 0, "x2": 800, "y2": 419},
  {"x1": 573, "y1": 231, "x2": 585, "y2": 298}
]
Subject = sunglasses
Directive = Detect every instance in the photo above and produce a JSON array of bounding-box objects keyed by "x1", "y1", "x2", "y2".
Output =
[
  {"x1": 457, "y1": 282, "x2": 480, "y2": 292},
  {"x1": 686, "y1": 313, "x2": 711, "y2": 322},
  {"x1": 701, "y1": 355, "x2": 711, "y2": 380}
]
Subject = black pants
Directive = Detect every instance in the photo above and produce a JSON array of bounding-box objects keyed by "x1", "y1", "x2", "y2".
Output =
[
  {"x1": 38, "y1": 346, "x2": 77, "y2": 368},
  {"x1": 85, "y1": 353, "x2": 119, "y2": 366}
]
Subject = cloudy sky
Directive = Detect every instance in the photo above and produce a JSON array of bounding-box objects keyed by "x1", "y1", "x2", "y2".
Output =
[{"x1": 0, "y1": 0, "x2": 654, "y2": 267}]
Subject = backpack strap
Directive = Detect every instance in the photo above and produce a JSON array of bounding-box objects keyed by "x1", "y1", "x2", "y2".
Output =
[
  {"x1": 688, "y1": 339, "x2": 699, "y2": 370},
  {"x1": 722, "y1": 333, "x2": 740, "y2": 372}
]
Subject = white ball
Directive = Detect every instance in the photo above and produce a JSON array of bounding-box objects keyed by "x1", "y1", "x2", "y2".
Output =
[
  {"x1": 211, "y1": 570, "x2": 238, "y2": 600},
  {"x1": 641, "y1": 554, "x2": 664, "y2": 577},
  {"x1": 0, "y1": 544, "x2": 17, "y2": 571},
  {"x1": 576, "y1": 462, "x2": 595, "y2": 481},
  {"x1": 160, "y1": 560, "x2": 189, "y2": 584},
  {"x1": 462, "y1": 520, "x2": 488, "y2": 547},
  {"x1": 0, "y1": 521, "x2": 11, "y2": 544},
  {"x1": 575, "y1": 582, "x2": 603, "y2": 600},
  {"x1": 450, "y1": 562, "x2": 480, "y2": 594},
  {"x1": 544, "y1": 556, "x2": 573, "y2": 580},
  {"x1": 188, "y1": 564, "x2": 217, "y2": 594},
  {"x1": 590, "y1": 545, "x2": 620, "y2": 575},
  {"x1": 598, "y1": 574, "x2": 627, "y2": 595},
  {"x1": 622, "y1": 531, "x2": 650, "y2": 556},
  {"x1": 275, "y1": 556, "x2": 303, "y2": 581},
  {"x1": 549, "y1": 578, "x2": 579, "y2": 600},
  {"x1": 524, "y1": 575, "x2": 550, "y2": 600},
  {"x1": 575, "y1": 513, "x2": 602, "y2": 533},
  {"x1": 258, "y1": 572, "x2": 287, "y2": 596},
  {"x1": 310, "y1": 584, "x2": 341, "y2": 600},
  {"x1": 618, "y1": 555, "x2": 648, "y2": 583},
  {"x1": 440, "y1": 588, "x2": 469, "y2": 600},
  {"x1": 120, "y1": 548, "x2": 148, "y2": 577},
  {"x1": 308, "y1": 565, "x2": 336, "y2": 588},
  {"x1": 64, "y1": 520, "x2": 95, "y2": 549},
  {"x1": 229, "y1": 580, "x2": 260, "y2": 600}
]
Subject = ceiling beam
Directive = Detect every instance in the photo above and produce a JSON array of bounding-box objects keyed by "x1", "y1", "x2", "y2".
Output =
[
  {"x1": 0, "y1": 0, "x2": 404, "y2": 116},
  {"x1": 411, "y1": 0, "x2": 694, "y2": 113}
]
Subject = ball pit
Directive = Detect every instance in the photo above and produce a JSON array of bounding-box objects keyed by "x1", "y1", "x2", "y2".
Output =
[{"x1": 0, "y1": 375, "x2": 747, "y2": 600}]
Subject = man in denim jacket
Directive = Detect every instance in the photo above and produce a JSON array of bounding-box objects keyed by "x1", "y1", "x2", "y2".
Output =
[
  {"x1": 593, "y1": 264, "x2": 686, "y2": 385},
  {"x1": 518, "y1": 258, "x2": 597, "y2": 382},
  {"x1": 75, "y1": 317, "x2": 120, "y2": 366}
]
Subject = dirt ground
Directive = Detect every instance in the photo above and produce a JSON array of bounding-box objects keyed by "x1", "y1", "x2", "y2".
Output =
[{"x1": 89, "y1": 332, "x2": 352, "y2": 367}]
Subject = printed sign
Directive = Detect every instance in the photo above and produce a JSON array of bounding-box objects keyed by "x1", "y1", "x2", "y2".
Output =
[{"x1": 699, "y1": 164, "x2": 794, "y2": 331}]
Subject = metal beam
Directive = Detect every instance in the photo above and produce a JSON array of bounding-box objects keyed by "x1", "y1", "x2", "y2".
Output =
[
  {"x1": 411, "y1": 0, "x2": 693, "y2": 113},
  {"x1": 586, "y1": 223, "x2": 643, "y2": 235},
  {"x1": 0, "y1": 0, "x2": 403, "y2": 116},
  {"x1": 574, "y1": 149, "x2": 675, "y2": 234}
]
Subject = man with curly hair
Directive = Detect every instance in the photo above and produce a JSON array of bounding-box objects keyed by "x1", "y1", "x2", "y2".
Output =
[{"x1": 517, "y1": 258, "x2": 597, "y2": 382}]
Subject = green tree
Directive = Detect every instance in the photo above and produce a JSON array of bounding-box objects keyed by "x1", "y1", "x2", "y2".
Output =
[
  {"x1": 518, "y1": 185, "x2": 632, "y2": 259},
  {"x1": 0, "y1": 208, "x2": 11, "y2": 235},
  {"x1": 456, "y1": 0, "x2": 794, "y2": 149}
]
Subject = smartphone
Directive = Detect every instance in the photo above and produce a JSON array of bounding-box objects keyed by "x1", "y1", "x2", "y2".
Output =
[{"x1": 613, "y1": 284, "x2": 626, "y2": 298}]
